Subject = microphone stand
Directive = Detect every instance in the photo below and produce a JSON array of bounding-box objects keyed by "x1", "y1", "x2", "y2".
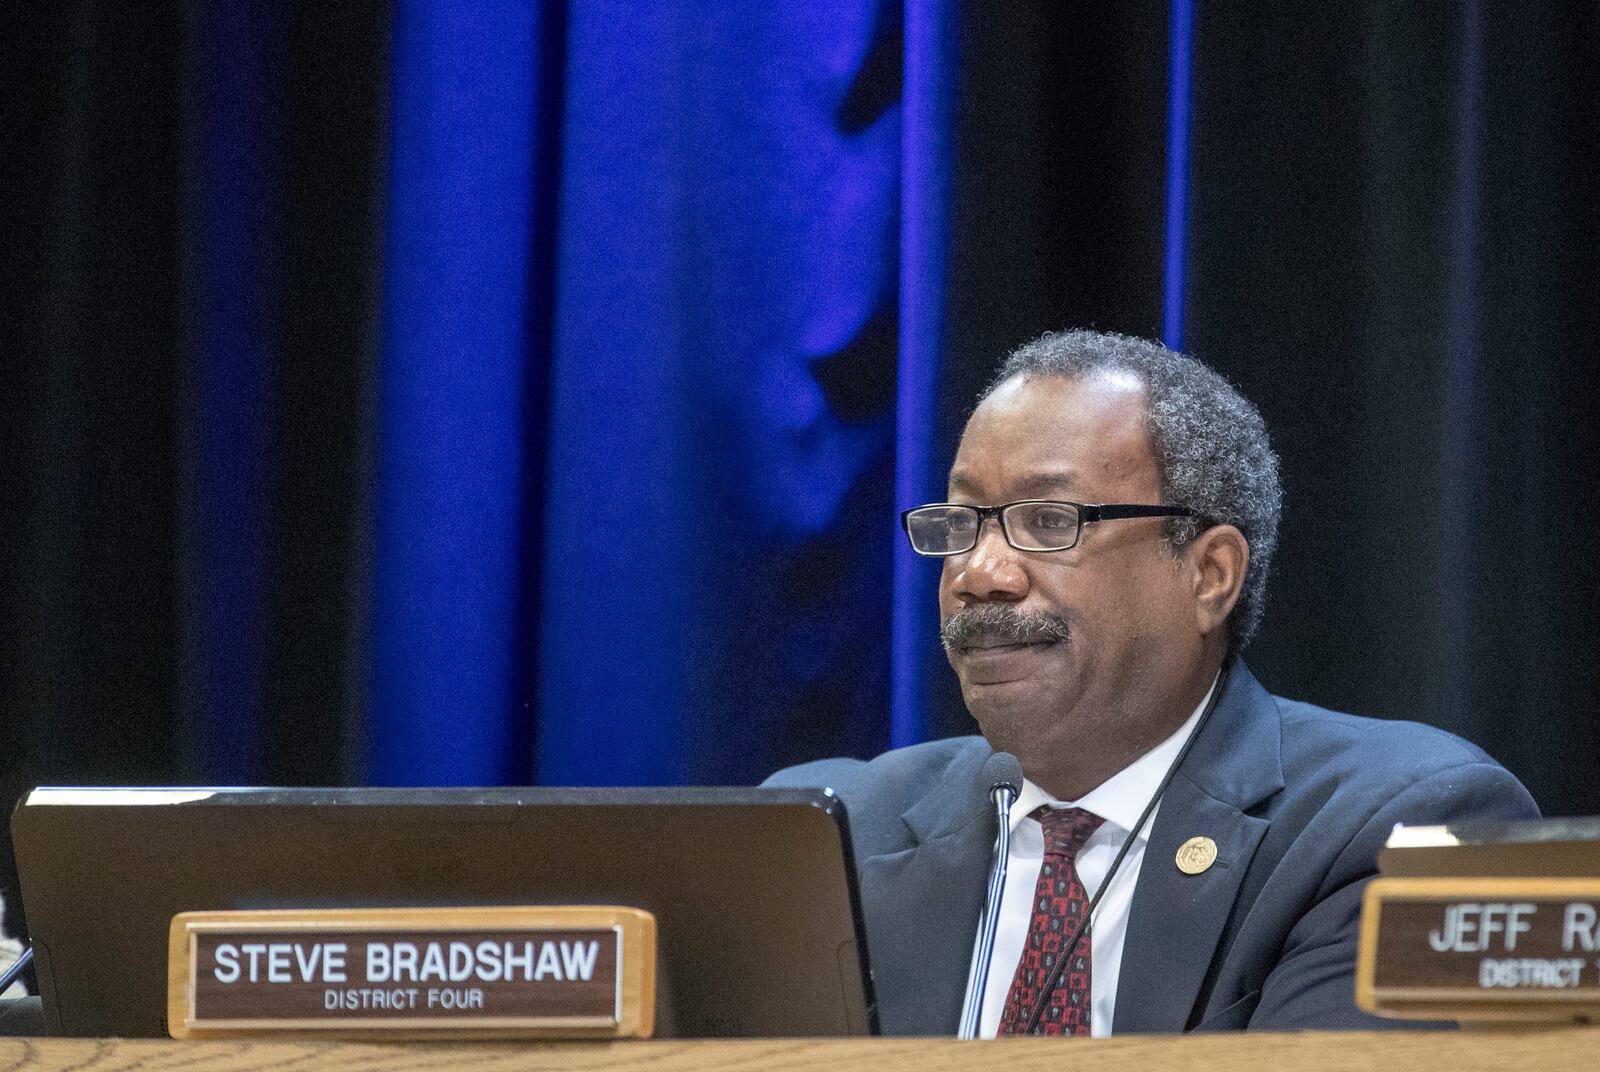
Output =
[
  {"x1": 958, "y1": 778, "x2": 1017, "y2": 1040},
  {"x1": 0, "y1": 944, "x2": 31, "y2": 996}
]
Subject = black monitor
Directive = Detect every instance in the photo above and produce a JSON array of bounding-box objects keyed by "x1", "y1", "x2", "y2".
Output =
[{"x1": 10, "y1": 786, "x2": 876, "y2": 1038}]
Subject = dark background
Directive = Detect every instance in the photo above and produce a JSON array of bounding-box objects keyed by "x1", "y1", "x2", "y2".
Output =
[{"x1": 3, "y1": 1, "x2": 1597, "y2": 957}]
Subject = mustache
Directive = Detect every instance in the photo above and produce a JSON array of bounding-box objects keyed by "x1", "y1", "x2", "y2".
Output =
[{"x1": 940, "y1": 604, "x2": 1071, "y2": 652}]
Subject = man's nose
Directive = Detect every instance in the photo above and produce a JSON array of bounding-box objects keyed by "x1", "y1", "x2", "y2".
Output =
[{"x1": 949, "y1": 518, "x2": 1028, "y2": 604}]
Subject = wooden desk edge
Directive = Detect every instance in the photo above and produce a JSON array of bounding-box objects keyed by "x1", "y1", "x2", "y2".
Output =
[{"x1": 5, "y1": 1027, "x2": 1600, "y2": 1072}]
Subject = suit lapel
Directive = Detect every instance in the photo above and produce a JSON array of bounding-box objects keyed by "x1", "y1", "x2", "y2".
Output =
[
  {"x1": 1113, "y1": 661, "x2": 1283, "y2": 1034},
  {"x1": 861, "y1": 748, "x2": 994, "y2": 1036}
]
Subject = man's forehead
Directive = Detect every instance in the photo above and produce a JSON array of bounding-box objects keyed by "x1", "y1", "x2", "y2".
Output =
[
  {"x1": 948, "y1": 370, "x2": 1156, "y2": 496},
  {"x1": 947, "y1": 467, "x2": 1083, "y2": 497}
]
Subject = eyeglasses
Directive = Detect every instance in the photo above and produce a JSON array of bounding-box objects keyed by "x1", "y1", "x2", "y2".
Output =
[{"x1": 901, "y1": 500, "x2": 1196, "y2": 556}]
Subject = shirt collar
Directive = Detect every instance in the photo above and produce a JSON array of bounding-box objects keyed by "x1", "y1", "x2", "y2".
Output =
[{"x1": 1006, "y1": 671, "x2": 1220, "y2": 840}]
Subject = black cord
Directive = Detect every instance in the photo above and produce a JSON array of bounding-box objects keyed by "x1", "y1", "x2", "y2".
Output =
[{"x1": 1018, "y1": 661, "x2": 1232, "y2": 1035}]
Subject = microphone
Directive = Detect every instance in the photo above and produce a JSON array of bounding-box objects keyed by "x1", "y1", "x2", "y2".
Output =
[
  {"x1": 957, "y1": 751, "x2": 1025, "y2": 1039},
  {"x1": 980, "y1": 751, "x2": 1025, "y2": 800}
]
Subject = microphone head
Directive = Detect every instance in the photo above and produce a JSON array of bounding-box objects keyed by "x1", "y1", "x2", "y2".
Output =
[{"x1": 980, "y1": 751, "x2": 1024, "y2": 796}]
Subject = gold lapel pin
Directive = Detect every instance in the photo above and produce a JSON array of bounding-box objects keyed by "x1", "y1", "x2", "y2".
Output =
[{"x1": 1175, "y1": 836, "x2": 1218, "y2": 875}]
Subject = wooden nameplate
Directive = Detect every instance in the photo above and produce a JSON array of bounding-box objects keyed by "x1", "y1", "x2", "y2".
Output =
[
  {"x1": 167, "y1": 905, "x2": 655, "y2": 1039},
  {"x1": 1357, "y1": 877, "x2": 1600, "y2": 1020}
]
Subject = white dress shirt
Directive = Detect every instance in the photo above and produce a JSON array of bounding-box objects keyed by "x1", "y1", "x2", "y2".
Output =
[{"x1": 963, "y1": 674, "x2": 1218, "y2": 1038}]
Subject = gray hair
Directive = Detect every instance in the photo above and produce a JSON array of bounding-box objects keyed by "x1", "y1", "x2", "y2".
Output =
[{"x1": 984, "y1": 330, "x2": 1282, "y2": 650}]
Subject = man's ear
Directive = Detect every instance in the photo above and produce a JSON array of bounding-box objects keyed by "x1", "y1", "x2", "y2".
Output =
[{"x1": 1187, "y1": 524, "x2": 1249, "y2": 637}]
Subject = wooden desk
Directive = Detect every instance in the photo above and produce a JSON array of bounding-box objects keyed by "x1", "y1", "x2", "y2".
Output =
[{"x1": 3, "y1": 1028, "x2": 1599, "y2": 1072}]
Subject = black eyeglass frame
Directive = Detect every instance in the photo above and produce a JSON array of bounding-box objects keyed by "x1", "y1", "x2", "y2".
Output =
[{"x1": 899, "y1": 500, "x2": 1197, "y2": 556}]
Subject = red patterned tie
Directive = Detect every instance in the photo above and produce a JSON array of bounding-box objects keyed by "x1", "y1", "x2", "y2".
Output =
[{"x1": 996, "y1": 806, "x2": 1105, "y2": 1036}]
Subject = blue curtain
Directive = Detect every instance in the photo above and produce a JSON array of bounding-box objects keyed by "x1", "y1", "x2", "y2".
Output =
[
  {"x1": 361, "y1": 0, "x2": 1203, "y2": 786},
  {"x1": 367, "y1": 2, "x2": 553, "y2": 785},
  {"x1": 367, "y1": 1, "x2": 935, "y2": 785}
]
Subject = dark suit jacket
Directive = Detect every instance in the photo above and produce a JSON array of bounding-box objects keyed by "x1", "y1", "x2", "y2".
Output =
[{"x1": 765, "y1": 661, "x2": 1539, "y2": 1035}]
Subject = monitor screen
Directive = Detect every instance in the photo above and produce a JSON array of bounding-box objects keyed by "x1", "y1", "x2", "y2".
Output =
[{"x1": 10, "y1": 786, "x2": 876, "y2": 1038}]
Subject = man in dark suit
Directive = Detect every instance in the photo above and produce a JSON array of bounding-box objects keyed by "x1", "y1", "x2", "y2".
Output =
[{"x1": 767, "y1": 330, "x2": 1537, "y2": 1036}]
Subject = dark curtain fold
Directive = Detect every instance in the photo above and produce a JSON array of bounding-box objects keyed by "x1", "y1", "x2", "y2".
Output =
[
  {"x1": 1183, "y1": 1, "x2": 1600, "y2": 814},
  {"x1": 183, "y1": 1, "x2": 386, "y2": 785},
  {"x1": 0, "y1": 1, "x2": 387, "y2": 943},
  {"x1": 1, "y1": 2, "x2": 191, "y2": 943}
]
